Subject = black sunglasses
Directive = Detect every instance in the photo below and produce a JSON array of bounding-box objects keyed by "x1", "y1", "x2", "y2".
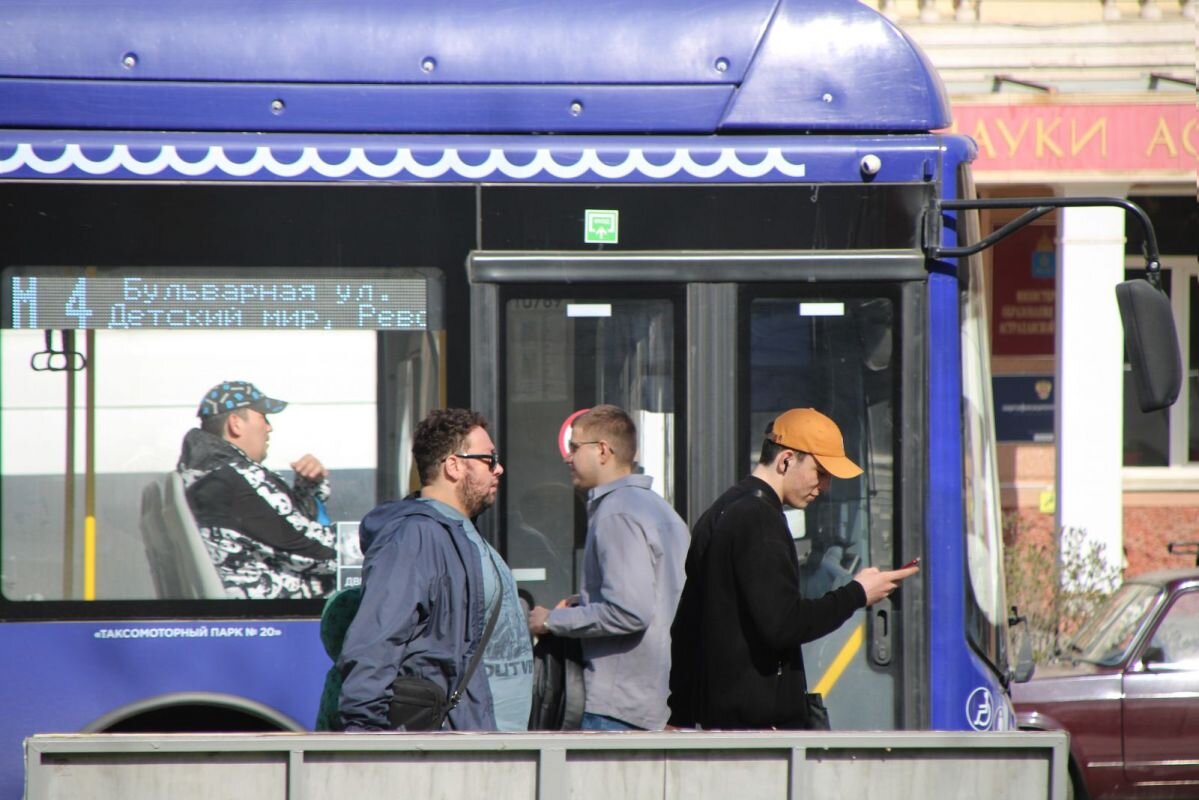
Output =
[{"x1": 455, "y1": 450, "x2": 501, "y2": 473}]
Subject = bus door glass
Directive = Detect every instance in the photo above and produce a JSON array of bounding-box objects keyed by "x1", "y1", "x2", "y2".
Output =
[
  {"x1": 742, "y1": 286, "x2": 902, "y2": 730},
  {"x1": 499, "y1": 291, "x2": 681, "y2": 609}
]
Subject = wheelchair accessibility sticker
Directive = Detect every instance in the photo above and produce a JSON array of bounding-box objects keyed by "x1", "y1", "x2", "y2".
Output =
[{"x1": 966, "y1": 687, "x2": 994, "y2": 731}]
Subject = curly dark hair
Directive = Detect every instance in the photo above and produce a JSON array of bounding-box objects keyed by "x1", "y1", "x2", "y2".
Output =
[{"x1": 413, "y1": 408, "x2": 489, "y2": 485}]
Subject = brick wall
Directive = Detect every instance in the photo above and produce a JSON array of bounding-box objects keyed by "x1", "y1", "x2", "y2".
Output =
[{"x1": 1124, "y1": 506, "x2": 1199, "y2": 573}]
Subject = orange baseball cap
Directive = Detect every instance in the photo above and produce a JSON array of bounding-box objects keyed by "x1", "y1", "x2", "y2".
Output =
[{"x1": 766, "y1": 408, "x2": 863, "y2": 479}]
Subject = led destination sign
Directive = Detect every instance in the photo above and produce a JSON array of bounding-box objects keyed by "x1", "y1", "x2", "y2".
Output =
[{"x1": 5, "y1": 272, "x2": 428, "y2": 331}]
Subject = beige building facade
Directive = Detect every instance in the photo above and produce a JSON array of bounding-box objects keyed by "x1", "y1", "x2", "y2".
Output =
[{"x1": 879, "y1": 0, "x2": 1197, "y2": 576}]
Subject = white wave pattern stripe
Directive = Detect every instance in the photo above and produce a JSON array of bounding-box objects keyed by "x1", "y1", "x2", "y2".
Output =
[{"x1": 0, "y1": 143, "x2": 806, "y2": 180}]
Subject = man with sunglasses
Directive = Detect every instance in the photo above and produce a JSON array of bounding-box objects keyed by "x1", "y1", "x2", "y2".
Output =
[
  {"x1": 338, "y1": 408, "x2": 533, "y2": 732},
  {"x1": 527, "y1": 404, "x2": 689, "y2": 730}
]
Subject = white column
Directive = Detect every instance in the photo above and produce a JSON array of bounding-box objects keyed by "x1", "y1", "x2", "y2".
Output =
[
  {"x1": 1055, "y1": 186, "x2": 1129, "y2": 585},
  {"x1": 954, "y1": 0, "x2": 980, "y2": 21},
  {"x1": 1139, "y1": 0, "x2": 1163, "y2": 18}
]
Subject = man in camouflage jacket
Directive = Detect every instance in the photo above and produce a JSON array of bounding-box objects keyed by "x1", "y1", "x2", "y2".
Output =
[{"x1": 177, "y1": 380, "x2": 336, "y2": 599}]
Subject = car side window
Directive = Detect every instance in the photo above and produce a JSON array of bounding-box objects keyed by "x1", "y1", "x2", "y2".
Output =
[{"x1": 1148, "y1": 591, "x2": 1199, "y2": 667}]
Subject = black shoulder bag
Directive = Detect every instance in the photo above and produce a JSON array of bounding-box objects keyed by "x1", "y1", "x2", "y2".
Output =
[
  {"x1": 387, "y1": 582, "x2": 503, "y2": 731},
  {"x1": 528, "y1": 632, "x2": 585, "y2": 730}
]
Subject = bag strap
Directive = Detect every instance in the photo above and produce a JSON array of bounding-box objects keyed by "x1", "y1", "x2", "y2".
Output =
[
  {"x1": 716, "y1": 483, "x2": 775, "y2": 520},
  {"x1": 447, "y1": 561, "x2": 503, "y2": 709},
  {"x1": 746, "y1": 485, "x2": 773, "y2": 504}
]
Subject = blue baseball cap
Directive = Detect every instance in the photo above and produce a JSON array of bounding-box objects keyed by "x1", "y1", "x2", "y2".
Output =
[{"x1": 197, "y1": 381, "x2": 288, "y2": 418}]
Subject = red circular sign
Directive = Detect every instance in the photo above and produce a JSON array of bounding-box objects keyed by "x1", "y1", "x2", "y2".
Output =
[{"x1": 558, "y1": 408, "x2": 591, "y2": 459}]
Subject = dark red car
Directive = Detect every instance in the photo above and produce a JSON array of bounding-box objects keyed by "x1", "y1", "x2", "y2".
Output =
[{"x1": 1012, "y1": 567, "x2": 1199, "y2": 800}]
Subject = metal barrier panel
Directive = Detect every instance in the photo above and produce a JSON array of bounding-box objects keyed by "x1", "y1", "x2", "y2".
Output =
[{"x1": 25, "y1": 731, "x2": 1069, "y2": 800}]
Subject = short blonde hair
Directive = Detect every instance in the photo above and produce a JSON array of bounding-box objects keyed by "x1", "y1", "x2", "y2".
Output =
[{"x1": 574, "y1": 404, "x2": 637, "y2": 465}]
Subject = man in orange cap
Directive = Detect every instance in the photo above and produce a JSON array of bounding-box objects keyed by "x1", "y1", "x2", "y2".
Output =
[{"x1": 668, "y1": 408, "x2": 918, "y2": 730}]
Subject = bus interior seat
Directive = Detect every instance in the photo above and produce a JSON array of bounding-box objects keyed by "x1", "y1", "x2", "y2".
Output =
[
  {"x1": 139, "y1": 474, "x2": 227, "y2": 599},
  {"x1": 162, "y1": 472, "x2": 227, "y2": 599},
  {"x1": 138, "y1": 479, "x2": 182, "y2": 597}
]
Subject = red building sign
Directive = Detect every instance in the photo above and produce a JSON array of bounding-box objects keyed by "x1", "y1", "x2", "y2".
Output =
[{"x1": 946, "y1": 99, "x2": 1196, "y2": 177}]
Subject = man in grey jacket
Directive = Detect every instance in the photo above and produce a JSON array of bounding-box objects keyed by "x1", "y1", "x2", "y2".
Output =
[
  {"x1": 527, "y1": 405, "x2": 689, "y2": 730},
  {"x1": 337, "y1": 409, "x2": 532, "y2": 731}
]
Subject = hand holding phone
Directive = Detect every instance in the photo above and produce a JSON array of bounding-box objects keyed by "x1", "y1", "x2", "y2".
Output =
[{"x1": 856, "y1": 561, "x2": 919, "y2": 606}]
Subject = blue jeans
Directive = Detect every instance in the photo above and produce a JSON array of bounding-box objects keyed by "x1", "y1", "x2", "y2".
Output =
[{"x1": 581, "y1": 712, "x2": 641, "y2": 731}]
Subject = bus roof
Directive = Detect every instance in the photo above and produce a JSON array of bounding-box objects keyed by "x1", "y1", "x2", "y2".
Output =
[{"x1": 0, "y1": 0, "x2": 951, "y2": 135}]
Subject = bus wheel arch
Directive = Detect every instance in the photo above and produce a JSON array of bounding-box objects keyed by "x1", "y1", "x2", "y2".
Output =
[{"x1": 84, "y1": 692, "x2": 305, "y2": 734}]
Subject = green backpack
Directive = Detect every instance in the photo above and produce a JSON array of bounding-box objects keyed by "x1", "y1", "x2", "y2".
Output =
[{"x1": 314, "y1": 585, "x2": 363, "y2": 731}]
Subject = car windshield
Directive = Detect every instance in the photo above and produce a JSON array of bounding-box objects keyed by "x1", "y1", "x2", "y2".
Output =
[{"x1": 1069, "y1": 582, "x2": 1162, "y2": 666}]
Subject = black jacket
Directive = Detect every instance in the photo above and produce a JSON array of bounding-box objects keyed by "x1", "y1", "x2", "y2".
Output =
[{"x1": 669, "y1": 476, "x2": 866, "y2": 729}]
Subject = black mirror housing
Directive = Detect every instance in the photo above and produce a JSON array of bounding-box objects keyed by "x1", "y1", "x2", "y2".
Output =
[
  {"x1": 1116, "y1": 279, "x2": 1182, "y2": 412},
  {"x1": 1141, "y1": 644, "x2": 1165, "y2": 668}
]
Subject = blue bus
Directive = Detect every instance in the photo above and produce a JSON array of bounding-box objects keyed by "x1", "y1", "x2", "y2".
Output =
[{"x1": 0, "y1": 1, "x2": 1176, "y2": 797}]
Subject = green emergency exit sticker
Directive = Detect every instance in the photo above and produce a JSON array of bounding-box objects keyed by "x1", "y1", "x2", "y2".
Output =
[{"x1": 584, "y1": 209, "x2": 619, "y2": 244}]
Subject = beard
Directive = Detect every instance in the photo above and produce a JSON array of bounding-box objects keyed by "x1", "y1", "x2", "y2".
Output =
[{"x1": 459, "y1": 471, "x2": 496, "y2": 518}]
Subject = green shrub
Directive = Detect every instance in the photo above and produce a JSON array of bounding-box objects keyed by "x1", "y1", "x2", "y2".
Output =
[{"x1": 1004, "y1": 517, "x2": 1119, "y2": 664}]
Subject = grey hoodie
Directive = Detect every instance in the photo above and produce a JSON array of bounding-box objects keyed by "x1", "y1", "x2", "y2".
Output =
[{"x1": 545, "y1": 473, "x2": 689, "y2": 730}]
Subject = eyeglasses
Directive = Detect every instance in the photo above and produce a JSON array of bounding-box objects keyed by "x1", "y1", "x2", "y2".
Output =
[
  {"x1": 566, "y1": 440, "x2": 603, "y2": 455},
  {"x1": 455, "y1": 450, "x2": 501, "y2": 473}
]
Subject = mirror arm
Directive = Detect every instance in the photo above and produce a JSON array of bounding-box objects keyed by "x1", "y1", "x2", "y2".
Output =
[{"x1": 926, "y1": 197, "x2": 1162, "y2": 284}]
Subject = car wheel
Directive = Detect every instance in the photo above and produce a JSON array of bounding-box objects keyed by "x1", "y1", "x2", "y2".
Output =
[{"x1": 1066, "y1": 762, "x2": 1089, "y2": 800}]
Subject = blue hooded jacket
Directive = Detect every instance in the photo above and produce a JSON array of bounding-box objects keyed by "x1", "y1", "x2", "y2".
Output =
[{"x1": 336, "y1": 497, "x2": 496, "y2": 731}]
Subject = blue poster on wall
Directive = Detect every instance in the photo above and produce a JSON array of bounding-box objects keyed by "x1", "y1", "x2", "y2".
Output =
[{"x1": 993, "y1": 375, "x2": 1055, "y2": 442}]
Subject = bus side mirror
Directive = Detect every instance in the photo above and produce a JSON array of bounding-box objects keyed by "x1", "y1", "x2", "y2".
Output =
[{"x1": 1116, "y1": 279, "x2": 1181, "y2": 413}]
